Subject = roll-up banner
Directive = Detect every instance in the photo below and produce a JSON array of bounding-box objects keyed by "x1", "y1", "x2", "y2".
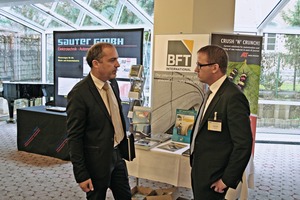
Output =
[
  {"x1": 151, "y1": 34, "x2": 210, "y2": 134},
  {"x1": 211, "y1": 33, "x2": 263, "y2": 154}
]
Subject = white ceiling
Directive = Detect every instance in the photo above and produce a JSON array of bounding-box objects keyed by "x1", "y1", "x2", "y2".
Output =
[
  {"x1": 0, "y1": 0, "x2": 154, "y2": 34},
  {"x1": 0, "y1": 0, "x2": 54, "y2": 7},
  {"x1": 0, "y1": 0, "x2": 299, "y2": 35}
]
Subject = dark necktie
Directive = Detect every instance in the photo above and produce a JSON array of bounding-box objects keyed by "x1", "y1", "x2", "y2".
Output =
[
  {"x1": 103, "y1": 82, "x2": 124, "y2": 144},
  {"x1": 190, "y1": 89, "x2": 212, "y2": 153}
]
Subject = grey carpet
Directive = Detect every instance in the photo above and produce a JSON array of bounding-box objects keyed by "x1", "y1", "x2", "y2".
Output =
[{"x1": 1, "y1": 122, "x2": 300, "y2": 199}]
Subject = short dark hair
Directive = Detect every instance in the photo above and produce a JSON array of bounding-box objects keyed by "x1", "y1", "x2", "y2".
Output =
[
  {"x1": 86, "y1": 42, "x2": 115, "y2": 68},
  {"x1": 197, "y1": 45, "x2": 228, "y2": 74}
]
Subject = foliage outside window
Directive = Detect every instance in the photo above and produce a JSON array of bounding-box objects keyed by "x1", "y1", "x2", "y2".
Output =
[
  {"x1": 260, "y1": 1, "x2": 300, "y2": 100},
  {"x1": 0, "y1": 16, "x2": 41, "y2": 82}
]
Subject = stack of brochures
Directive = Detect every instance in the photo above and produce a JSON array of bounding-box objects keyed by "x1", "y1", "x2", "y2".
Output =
[{"x1": 134, "y1": 133, "x2": 172, "y2": 150}]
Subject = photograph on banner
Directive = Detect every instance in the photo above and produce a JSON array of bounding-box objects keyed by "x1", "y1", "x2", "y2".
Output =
[
  {"x1": 151, "y1": 34, "x2": 209, "y2": 134},
  {"x1": 211, "y1": 33, "x2": 262, "y2": 115},
  {"x1": 117, "y1": 57, "x2": 137, "y2": 79}
]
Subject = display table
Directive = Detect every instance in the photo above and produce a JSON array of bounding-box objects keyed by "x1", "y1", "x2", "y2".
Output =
[
  {"x1": 126, "y1": 140, "x2": 254, "y2": 200},
  {"x1": 127, "y1": 141, "x2": 191, "y2": 188},
  {"x1": 17, "y1": 106, "x2": 69, "y2": 160}
]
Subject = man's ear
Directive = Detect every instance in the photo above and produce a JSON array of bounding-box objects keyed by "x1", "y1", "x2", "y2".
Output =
[
  {"x1": 211, "y1": 63, "x2": 220, "y2": 74},
  {"x1": 92, "y1": 60, "x2": 99, "y2": 68}
]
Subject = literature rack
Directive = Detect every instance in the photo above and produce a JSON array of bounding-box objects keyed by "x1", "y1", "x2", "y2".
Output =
[
  {"x1": 131, "y1": 106, "x2": 153, "y2": 150},
  {"x1": 131, "y1": 106, "x2": 151, "y2": 134},
  {"x1": 129, "y1": 64, "x2": 143, "y2": 78},
  {"x1": 127, "y1": 65, "x2": 144, "y2": 118}
]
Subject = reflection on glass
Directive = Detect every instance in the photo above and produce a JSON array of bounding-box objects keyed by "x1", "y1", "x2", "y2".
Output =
[
  {"x1": 82, "y1": 15, "x2": 102, "y2": 26},
  {"x1": 10, "y1": 5, "x2": 47, "y2": 26},
  {"x1": 135, "y1": 0, "x2": 154, "y2": 16},
  {"x1": 119, "y1": 6, "x2": 143, "y2": 24},
  {"x1": 90, "y1": 0, "x2": 118, "y2": 21},
  {"x1": 54, "y1": 2, "x2": 80, "y2": 23},
  {"x1": 40, "y1": 2, "x2": 53, "y2": 9}
]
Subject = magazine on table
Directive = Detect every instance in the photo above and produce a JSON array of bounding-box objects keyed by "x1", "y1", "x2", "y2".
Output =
[
  {"x1": 172, "y1": 109, "x2": 197, "y2": 143},
  {"x1": 156, "y1": 141, "x2": 188, "y2": 152},
  {"x1": 181, "y1": 148, "x2": 190, "y2": 157},
  {"x1": 134, "y1": 137, "x2": 160, "y2": 150}
]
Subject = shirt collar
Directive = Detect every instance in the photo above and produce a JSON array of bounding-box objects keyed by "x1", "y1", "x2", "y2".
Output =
[
  {"x1": 209, "y1": 75, "x2": 227, "y2": 94},
  {"x1": 90, "y1": 73, "x2": 109, "y2": 90}
]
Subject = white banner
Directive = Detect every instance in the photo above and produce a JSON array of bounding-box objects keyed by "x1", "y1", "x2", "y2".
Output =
[
  {"x1": 154, "y1": 34, "x2": 210, "y2": 72},
  {"x1": 151, "y1": 34, "x2": 210, "y2": 133}
]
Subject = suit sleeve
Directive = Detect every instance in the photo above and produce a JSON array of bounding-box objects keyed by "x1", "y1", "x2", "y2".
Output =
[
  {"x1": 222, "y1": 91, "x2": 253, "y2": 188},
  {"x1": 66, "y1": 86, "x2": 90, "y2": 183}
]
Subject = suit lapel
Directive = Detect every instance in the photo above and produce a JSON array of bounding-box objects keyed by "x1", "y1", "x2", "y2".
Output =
[
  {"x1": 198, "y1": 78, "x2": 230, "y2": 130},
  {"x1": 109, "y1": 79, "x2": 127, "y2": 130},
  {"x1": 86, "y1": 74, "x2": 111, "y2": 120}
]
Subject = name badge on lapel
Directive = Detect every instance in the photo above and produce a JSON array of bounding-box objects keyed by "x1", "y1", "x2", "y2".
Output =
[{"x1": 208, "y1": 112, "x2": 222, "y2": 132}]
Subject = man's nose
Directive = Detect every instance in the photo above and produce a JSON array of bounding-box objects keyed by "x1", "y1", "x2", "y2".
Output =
[{"x1": 115, "y1": 60, "x2": 120, "y2": 67}]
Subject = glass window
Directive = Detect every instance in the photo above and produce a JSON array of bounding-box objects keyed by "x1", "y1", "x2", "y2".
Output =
[
  {"x1": 119, "y1": 6, "x2": 143, "y2": 24},
  {"x1": 90, "y1": 0, "x2": 119, "y2": 21},
  {"x1": 40, "y1": 2, "x2": 53, "y2": 9},
  {"x1": 0, "y1": 15, "x2": 41, "y2": 82},
  {"x1": 47, "y1": 20, "x2": 64, "y2": 29},
  {"x1": 266, "y1": 33, "x2": 276, "y2": 51},
  {"x1": 10, "y1": 5, "x2": 47, "y2": 27},
  {"x1": 82, "y1": 15, "x2": 102, "y2": 26},
  {"x1": 46, "y1": 34, "x2": 53, "y2": 83},
  {"x1": 54, "y1": 2, "x2": 80, "y2": 24},
  {"x1": 135, "y1": 0, "x2": 154, "y2": 16}
]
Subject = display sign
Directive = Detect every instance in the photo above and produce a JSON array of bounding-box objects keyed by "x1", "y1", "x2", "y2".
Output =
[
  {"x1": 53, "y1": 29, "x2": 144, "y2": 106},
  {"x1": 151, "y1": 34, "x2": 209, "y2": 134},
  {"x1": 211, "y1": 33, "x2": 263, "y2": 154},
  {"x1": 154, "y1": 34, "x2": 210, "y2": 72}
]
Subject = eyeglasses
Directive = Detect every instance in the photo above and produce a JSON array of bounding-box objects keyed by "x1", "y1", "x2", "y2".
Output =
[{"x1": 196, "y1": 62, "x2": 216, "y2": 68}]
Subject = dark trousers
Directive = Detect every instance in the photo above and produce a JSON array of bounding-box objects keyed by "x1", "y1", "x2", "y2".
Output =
[
  {"x1": 192, "y1": 177, "x2": 226, "y2": 200},
  {"x1": 86, "y1": 148, "x2": 131, "y2": 200},
  {"x1": 191, "y1": 165, "x2": 227, "y2": 200}
]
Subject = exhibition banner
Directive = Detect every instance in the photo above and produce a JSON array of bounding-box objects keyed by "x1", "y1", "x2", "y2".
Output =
[
  {"x1": 53, "y1": 29, "x2": 144, "y2": 107},
  {"x1": 211, "y1": 33, "x2": 263, "y2": 153},
  {"x1": 151, "y1": 34, "x2": 210, "y2": 133}
]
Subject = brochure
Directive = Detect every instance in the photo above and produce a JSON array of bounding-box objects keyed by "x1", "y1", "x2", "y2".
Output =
[{"x1": 172, "y1": 109, "x2": 197, "y2": 143}]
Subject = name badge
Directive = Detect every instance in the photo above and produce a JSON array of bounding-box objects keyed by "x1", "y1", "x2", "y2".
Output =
[{"x1": 208, "y1": 112, "x2": 222, "y2": 132}]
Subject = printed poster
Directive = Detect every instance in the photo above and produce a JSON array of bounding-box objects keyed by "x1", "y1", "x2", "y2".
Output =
[
  {"x1": 211, "y1": 33, "x2": 263, "y2": 154},
  {"x1": 151, "y1": 34, "x2": 210, "y2": 134},
  {"x1": 172, "y1": 109, "x2": 197, "y2": 143}
]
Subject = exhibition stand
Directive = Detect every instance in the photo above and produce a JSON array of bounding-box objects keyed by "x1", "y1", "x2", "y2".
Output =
[
  {"x1": 17, "y1": 106, "x2": 69, "y2": 160},
  {"x1": 127, "y1": 141, "x2": 191, "y2": 188},
  {"x1": 16, "y1": 105, "x2": 253, "y2": 199},
  {"x1": 126, "y1": 140, "x2": 254, "y2": 200}
]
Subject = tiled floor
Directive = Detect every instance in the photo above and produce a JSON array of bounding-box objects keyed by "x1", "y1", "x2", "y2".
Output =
[{"x1": 0, "y1": 122, "x2": 300, "y2": 199}]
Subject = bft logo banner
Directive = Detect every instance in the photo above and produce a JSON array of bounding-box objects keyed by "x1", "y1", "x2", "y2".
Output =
[{"x1": 166, "y1": 40, "x2": 193, "y2": 67}]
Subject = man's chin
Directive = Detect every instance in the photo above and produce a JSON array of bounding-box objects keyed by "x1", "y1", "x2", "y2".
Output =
[{"x1": 110, "y1": 74, "x2": 117, "y2": 79}]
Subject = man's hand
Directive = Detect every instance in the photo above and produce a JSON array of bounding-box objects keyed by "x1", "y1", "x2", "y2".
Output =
[
  {"x1": 79, "y1": 179, "x2": 94, "y2": 192},
  {"x1": 210, "y1": 179, "x2": 227, "y2": 193}
]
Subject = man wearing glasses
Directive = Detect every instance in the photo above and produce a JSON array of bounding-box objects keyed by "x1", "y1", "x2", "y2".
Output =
[{"x1": 190, "y1": 45, "x2": 253, "y2": 200}]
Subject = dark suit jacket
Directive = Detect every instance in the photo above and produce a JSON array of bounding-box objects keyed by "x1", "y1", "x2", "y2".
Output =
[
  {"x1": 190, "y1": 78, "x2": 253, "y2": 192},
  {"x1": 66, "y1": 74, "x2": 130, "y2": 185}
]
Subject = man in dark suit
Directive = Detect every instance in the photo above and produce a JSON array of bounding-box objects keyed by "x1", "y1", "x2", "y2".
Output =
[
  {"x1": 66, "y1": 42, "x2": 132, "y2": 200},
  {"x1": 190, "y1": 45, "x2": 253, "y2": 200}
]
